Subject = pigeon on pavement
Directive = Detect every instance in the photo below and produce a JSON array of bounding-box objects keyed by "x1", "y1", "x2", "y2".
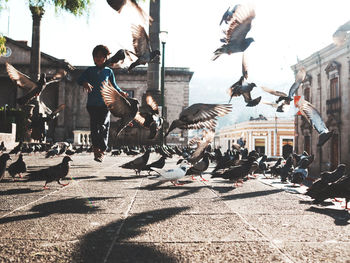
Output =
[
  {"x1": 149, "y1": 160, "x2": 191, "y2": 186},
  {"x1": 8, "y1": 153, "x2": 26, "y2": 180},
  {"x1": 27, "y1": 156, "x2": 73, "y2": 189},
  {"x1": 0, "y1": 153, "x2": 11, "y2": 181},
  {"x1": 120, "y1": 149, "x2": 150, "y2": 175}
]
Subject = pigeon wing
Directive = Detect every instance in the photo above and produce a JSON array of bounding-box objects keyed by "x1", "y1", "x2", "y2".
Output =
[
  {"x1": 242, "y1": 91, "x2": 252, "y2": 103},
  {"x1": 298, "y1": 99, "x2": 329, "y2": 134},
  {"x1": 242, "y1": 52, "x2": 248, "y2": 79},
  {"x1": 6, "y1": 62, "x2": 37, "y2": 91},
  {"x1": 288, "y1": 68, "x2": 306, "y2": 98},
  {"x1": 333, "y1": 20, "x2": 350, "y2": 46},
  {"x1": 131, "y1": 24, "x2": 151, "y2": 57},
  {"x1": 146, "y1": 95, "x2": 159, "y2": 114},
  {"x1": 179, "y1": 103, "x2": 232, "y2": 124},
  {"x1": 100, "y1": 80, "x2": 131, "y2": 118},
  {"x1": 261, "y1": 86, "x2": 287, "y2": 97},
  {"x1": 225, "y1": 4, "x2": 255, "y2": 44},
  {"x1": 190, "y1": 130, "x2": 215, "y2": 162}
]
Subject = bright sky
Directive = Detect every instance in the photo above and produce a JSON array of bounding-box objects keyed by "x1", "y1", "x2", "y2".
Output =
[{"x1": 1, "y1": 0, "x2": 350, "y2": 124}]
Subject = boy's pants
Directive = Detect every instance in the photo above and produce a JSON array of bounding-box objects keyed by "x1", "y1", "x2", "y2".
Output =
[{"x1": 87, "y1": 106, "x2": 110, "y2": 151}]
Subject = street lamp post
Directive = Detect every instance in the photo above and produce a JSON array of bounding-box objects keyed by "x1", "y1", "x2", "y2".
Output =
[{"x1": 159, "y1": 30, "x2": 168, "y2": 145}]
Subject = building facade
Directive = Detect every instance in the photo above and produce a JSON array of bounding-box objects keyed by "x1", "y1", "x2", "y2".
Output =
[
  {"x1": 292, "y1": 36, "x2": 350, "y2": 174},
  {"x1": 0, "y1": 37, "x2": 193, "y2": 146},
  {"x1": 215, "y1": 116, "x2": 294, "y2": 158}
]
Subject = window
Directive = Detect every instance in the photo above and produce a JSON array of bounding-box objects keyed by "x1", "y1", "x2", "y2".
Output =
[{"x1": 330, "y1": 78, "x2": 339, "y2": 98}]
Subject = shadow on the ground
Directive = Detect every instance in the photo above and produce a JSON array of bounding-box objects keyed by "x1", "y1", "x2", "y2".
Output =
[
  {"x1": 218, "y1": 189, "x2": 284, "y2": 201},
  {"x1": 96, "y1": 175, "x2": 149, "y2": 181},
  {"x1": 306, "y1": 206, "x2": 350, "y2": 225},
  {"x1": 0, "y1": 188, "x2": 43, "y2": 195},
  {"x1": 0, "y1": 197, "x2": 115, "y2": 225},
  {"x1": 211, "y1": 186, "x2": 235, "y2": 194},
  {"x1": 71, "y1": 207, "x2": 190, "y2": 262}
]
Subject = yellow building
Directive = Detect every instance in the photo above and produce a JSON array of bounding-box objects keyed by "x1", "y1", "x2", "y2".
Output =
[{"x1": 215, "y1": 116, "x2": 295, "y2": 157}]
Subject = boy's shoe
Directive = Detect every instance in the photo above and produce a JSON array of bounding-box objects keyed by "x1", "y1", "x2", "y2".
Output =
[{"x1": 93, "y1": 147, "x2": 102, "y2": 162}]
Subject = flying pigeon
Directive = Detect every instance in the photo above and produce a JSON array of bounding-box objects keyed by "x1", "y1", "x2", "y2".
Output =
[
  {"x1": 228, "y1": 53, "x2": 261, "y2": 106},
  {"x1": 333, "y1": 20, "x2": 350, "y2": 46},
  {"x1": 186, "y1": 129, "x2": 215, "y2": 165},
  {"x1": 211, "y1": 156, "x2": 256, "y2": 187},
  {"x1": 8, "y1": 153, "x2": 26, "y2": 180},
  {"x1": 219, "y1": 5, "x2": 239, "y2": 25},
  {"x1": 107, "y1": 0, "x2": 152, "y2": 25},
  {"x1": 27, "y1": 156, "x2": 72, "y2": 189},
  {"x1": 6, "y1": 62, "x2": 67, "y2": 106},
  {"x1": 126, "y1": 25, "x2": 160, "y2": 72},
  {"x1": 213, "y1": 3, "x2": 255, "y2": 60},
  {"x1": 134, "y1": 95, "x2": 163, "y2": 139},
  {"x1": 0, "y1": 153, "x2": 11, "y2": 181},
  {"x1": 120, "y1": 149, "x2": 150, "y2": 175},
  {"x1": 294, "y1": 96, "x2": 333, "y2": 147},
  {"x1": 149, "y1": 159, "x2": 191, "y2": 186},
  {"x1": 165, "y1": 103, "x2": 232, "y2": 137},
  {"x1": 260, "y1": 68, "x2": 306, "y2": 112},
  {"x1": 100, "y1": 80, "x2": 139, "y2": 137}
]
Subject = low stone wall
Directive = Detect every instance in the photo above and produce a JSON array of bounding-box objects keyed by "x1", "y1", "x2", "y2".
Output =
[{"x1": 0, "y1": 123, "x2": 16, "y2": 150}]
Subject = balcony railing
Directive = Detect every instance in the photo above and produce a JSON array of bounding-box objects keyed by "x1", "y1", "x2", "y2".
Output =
[{"x1": 326, "y1": 97, "x2": 341, "y2": 115}]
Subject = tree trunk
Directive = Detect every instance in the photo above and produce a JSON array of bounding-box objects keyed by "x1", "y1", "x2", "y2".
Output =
[{"x1": 29, "y1": 5, "x2": 44, "y2": 81}]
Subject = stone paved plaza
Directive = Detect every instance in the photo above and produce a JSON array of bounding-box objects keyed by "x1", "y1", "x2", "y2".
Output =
[{"x1": 1, "y1": 152, "x2": 350, "y2": 262}]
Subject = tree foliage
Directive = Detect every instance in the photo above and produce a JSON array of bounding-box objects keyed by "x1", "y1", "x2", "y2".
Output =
[{"x1": 29, "y1": 0, "x2": 91, "y2": 16}]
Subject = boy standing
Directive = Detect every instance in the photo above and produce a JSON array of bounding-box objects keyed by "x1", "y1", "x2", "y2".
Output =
[{"x1": 78, "y1": 45, "x2": 127, "y2": 162}]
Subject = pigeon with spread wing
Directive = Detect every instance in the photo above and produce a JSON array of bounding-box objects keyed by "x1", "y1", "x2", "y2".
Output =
[
  {"x1": 165, "y1": 103, "x2": 232, "y2": 137},
  {"x1": 6, "y1": 62, "x2": 67, "y2": 106},
  {"x1": 100, "y1": 80, "x2": 139, "y2": 137},
  {"x1": 294, "y1": 97, "x2": 333, "y2": 147},
  {"x1": 228, "y1": 53, "x2": 261, "y2": 106},
  {"x1": 333, "y1": 20, "x2": 350, "y2": 46},
  {"x1": 134, "y1": 95, "x2": 163, "y2": 139},
  {"x1": 213, "y1": 3, "x2": 255, "y2": 60},
  {"x1": 107, "y1": 0, "x2": 152, "y2": 25},
  {"x1": 126, "y1": 25, "x2": 160, "y2": 72},
  {"x1": 260, "y1": 68, "x2": 306, "y2": 112}
]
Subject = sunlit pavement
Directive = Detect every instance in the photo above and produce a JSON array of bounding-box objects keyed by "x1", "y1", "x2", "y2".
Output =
[{"x1": 1, "y1": 152, "x2": 350, "y2": 262}]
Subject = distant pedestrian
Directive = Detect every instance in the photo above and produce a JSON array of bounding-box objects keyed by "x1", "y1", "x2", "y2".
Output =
[{"x1": 77, "y1": 45, "x2": 128, "y2": 162}]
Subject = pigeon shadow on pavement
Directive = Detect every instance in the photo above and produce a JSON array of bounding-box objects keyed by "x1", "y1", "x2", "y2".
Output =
[
  {"x1": 0, "y1": 188, "x2": 43, "y2": 195},
  {"x1": 96, "y1": 175, "x2": 149, "y2": 182},
  {"x1": 218, "y1": 189, "x2": 284, "y2": 201},
  {"x1": 71, "y1": 207, "x2": 190, "y2": 262},
  {"x1": 306, "y1": 206, "x2": 350, "y2": 226},
  {"x1": 0, "y1": 197, "x2": 113, "y2": 225}
]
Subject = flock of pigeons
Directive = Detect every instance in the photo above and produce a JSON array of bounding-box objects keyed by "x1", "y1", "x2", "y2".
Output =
[
  {"x1": 1, "y1": 136, "x2": 349, "y2": 209},
  {"x1": 1, "y1": 2, "x2": 350, "y2": 209}
]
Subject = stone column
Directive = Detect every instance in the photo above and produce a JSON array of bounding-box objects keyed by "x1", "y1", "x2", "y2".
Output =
[
  {"x1": 29, "y1": 5, "x2": 44, "y2": 81},
  {"x1": 145, "y1": 0, "x2": 161, "y2": 104}
]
